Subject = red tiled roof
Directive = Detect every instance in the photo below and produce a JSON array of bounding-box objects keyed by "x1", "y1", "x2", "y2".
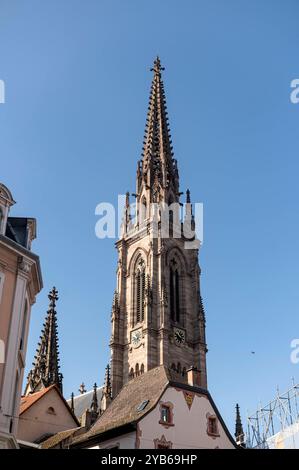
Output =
[
  {"x1": 20, "y1": 385, "x2": 80, "y2": 426},
  {"x1": 20, "y1": 385, "x2": 56, "y2": 415}
]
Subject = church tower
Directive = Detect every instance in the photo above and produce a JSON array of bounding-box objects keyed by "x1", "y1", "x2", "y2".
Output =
[{"x1": 110, "y1": 58, "x2": 207, "y2": 397}]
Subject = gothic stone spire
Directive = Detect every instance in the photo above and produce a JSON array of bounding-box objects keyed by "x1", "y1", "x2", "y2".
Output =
[
  {"x1": 235, "y1": 403, "x2": 245, "y2": 447},
  {"x1": 136, "y1": 57, "x2": 179, "y2": 203},
  {"x1": 24, "y1": 287, "x2": 63, "y2": 395}
]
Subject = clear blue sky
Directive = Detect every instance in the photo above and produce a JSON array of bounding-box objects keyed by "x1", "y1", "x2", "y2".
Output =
[{"x1": 1, "y1": 0, "x2": 299, "y2": 436}]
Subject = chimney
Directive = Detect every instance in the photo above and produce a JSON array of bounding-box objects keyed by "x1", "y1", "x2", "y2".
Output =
[{"x1": 187, "y1": 366, "x2": 202, "y2": 387}]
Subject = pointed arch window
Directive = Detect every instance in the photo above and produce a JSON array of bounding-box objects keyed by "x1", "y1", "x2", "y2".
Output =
[
  {"x1": 170, "y1": 260, "x2": 180, "y2": 323},
  {"x1": 135, "y1": 258, "x2": 146, "y2": 325}
]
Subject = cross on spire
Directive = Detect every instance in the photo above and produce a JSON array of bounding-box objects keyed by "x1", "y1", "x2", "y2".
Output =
[
  {"x1": 48, "y1": 286, "x2": 58, "y2": 305},
  {"x1": 150, "y1": 56, "x2": 165, "y2": 75},
  {"x1": 79, "y1": 382, "x2": 87, "y2": 394}
]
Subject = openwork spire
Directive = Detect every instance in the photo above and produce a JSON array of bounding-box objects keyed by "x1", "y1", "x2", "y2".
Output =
[
  {"x1": 137, "y1": 57, "x2": 179, "y2": 202},
  {"x1": 25, "y1": 287, "x2": 63, "y2": 395}
]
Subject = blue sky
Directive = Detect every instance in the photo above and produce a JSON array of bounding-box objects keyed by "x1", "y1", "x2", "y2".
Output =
[{"x1": 1, "y1": 0, "x2": 299, "y2": 435}]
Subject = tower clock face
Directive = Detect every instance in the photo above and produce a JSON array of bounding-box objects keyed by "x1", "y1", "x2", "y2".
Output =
[
  {"x1": 131, "y1": 329, "x2": 142, "y2": 348},
  {"x1": 174, "y1": 328, "x2": 185, "y2": 345}
]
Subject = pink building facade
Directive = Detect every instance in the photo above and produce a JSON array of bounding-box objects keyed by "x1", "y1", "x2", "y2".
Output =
[{"x1": 0, "y1": 183, "x2": 42, "y2": 448}]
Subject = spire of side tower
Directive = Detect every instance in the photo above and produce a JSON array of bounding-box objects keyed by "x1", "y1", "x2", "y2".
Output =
[
  {"x1": 24, "y1": 287, "x2": 63, "y2": 395},
  {"x1": 235, "y1": 403, "x2": 246, "y2": 447}
]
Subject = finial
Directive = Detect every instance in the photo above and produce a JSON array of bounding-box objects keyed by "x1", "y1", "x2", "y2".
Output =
[
  {"x1": 104, "y1": 364, "x2": 112, "y2": 398},
  {"x1": 79, "y1": 382, "x2": 86, "y2": 394},
  {"x1": 48, "y1": 286, "x2": 58, "y2": 305},
  {"x1": 125, "y1": 191, "x2": 130, "y2": 207},
  {"x1": 150, "y1": 56, "x2": 165, "y2": 76},
  {"x1": 186, "y1": 189, "x2": 191, "y2": 204},
  {"x1": 90, "y1": 383, "x2": 98, "y2": 413},
  {"x1": 70, "y1": 392, "x2": 75, "y2": 413}
]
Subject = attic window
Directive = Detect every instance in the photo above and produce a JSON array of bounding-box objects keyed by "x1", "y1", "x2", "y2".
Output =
[
  {"x1": 47, "y1": 406, "x2": 56, "y2": 415},
  {"x1": 136, "y1": 400, "x2": 149, "y2": 412},
  {"x1": 161, "y1": 406, "x2": 171, "y2": 424},
  {"x1": 207, "y1": 415, "x2": 219, "y2": 437},
  {"x1": 159, "y1": 402, "x2": 174, "y2": 427}
]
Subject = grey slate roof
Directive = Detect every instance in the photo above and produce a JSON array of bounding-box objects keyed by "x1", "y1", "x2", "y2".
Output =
[{"x1": 67, "y1": 387, "x2": 103, "y2": 419}]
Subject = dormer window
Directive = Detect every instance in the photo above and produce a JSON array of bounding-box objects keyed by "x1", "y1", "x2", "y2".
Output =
[{"x1": 0, "y1": 183, "x2": 15, "y2": 235}]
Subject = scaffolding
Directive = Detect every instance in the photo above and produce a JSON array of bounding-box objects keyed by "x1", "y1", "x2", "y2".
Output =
[{"x1": 246, "y1": 380, "x2": 299, "y2": 449}]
